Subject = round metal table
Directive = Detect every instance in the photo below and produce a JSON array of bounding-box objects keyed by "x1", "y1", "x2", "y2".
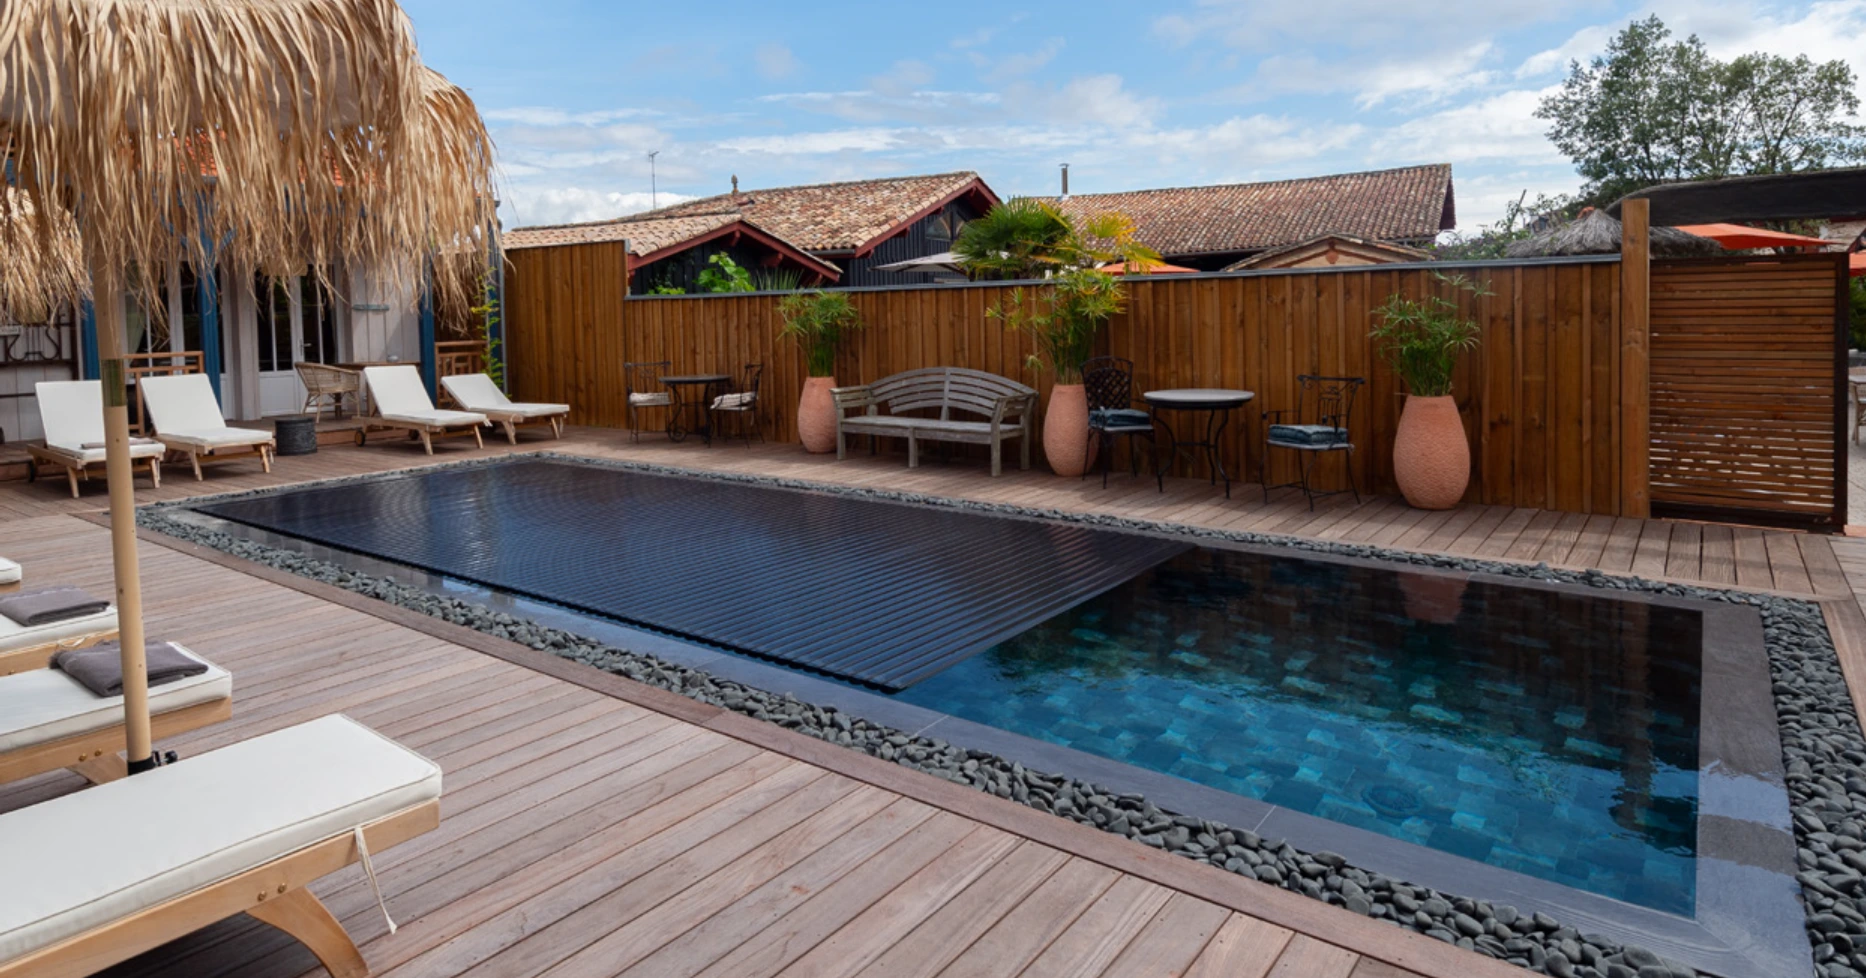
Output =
[
  {"x1": 1143, "y1": 388, "x2": 1255, "y2": 498},
  {"x1": 659, "y1": 374, "x2": 732, "y2": 444}
]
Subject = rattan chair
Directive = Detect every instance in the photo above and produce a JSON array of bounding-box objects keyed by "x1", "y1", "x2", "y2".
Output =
[
  {"x1": 1082, "y1": 356, "x2": 1159, "y2": 490},
  {"x1": 296, "y1": 362, "x2": 360, "y2": 419},
  {"x1": 624, "y1": 360, "x2": 672, "y2": 443},
  {"x1": 1262, "y1": 375, "x2": 1364, "y2": 509},
  {"x1": 708, "y1": 362, "x2": 764, "y2": 448}
]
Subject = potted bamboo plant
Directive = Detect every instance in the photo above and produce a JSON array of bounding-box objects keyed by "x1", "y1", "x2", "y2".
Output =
[
  {"x1": 1370, "y1": 273, "x2": 1486, "y2": 509},
  {"x1": 777, "y1": 290, "x2": 864, "y2": 453},
  {"x1": 991, "y1": 267, "x2": 1126, "y2": 477}
]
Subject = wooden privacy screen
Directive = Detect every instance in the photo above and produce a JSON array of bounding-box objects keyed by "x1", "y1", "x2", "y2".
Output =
[
  {"x1": 505, "y1": 246, "x2": 1637, "y2": 512},
  {"x1": 1647, "y1": 254, "x2": 1848, "y2": 528}
]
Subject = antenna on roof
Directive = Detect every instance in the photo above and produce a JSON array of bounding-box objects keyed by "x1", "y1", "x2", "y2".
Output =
[
  {"x1": 1060, "y1": 163, "x2": 1070, "y2": 200},
  {"x1": 647, "y1": 151, "x2": 660, "y2": 209},
  {"x1": 732, "y1": 174, "x2": 739, "y2": 195}
]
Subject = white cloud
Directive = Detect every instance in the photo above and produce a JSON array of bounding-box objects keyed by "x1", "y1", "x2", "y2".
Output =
[
  {"x1": 868, "y1": 60, "x2": 936, "y2": 98},
  {"x1": 755, "y1": 43, "x2": 799, "y2": 81},
  {"x1": 501, "y1": 187, "x2": 693, "y2": 227},
  {"x1": 1002, "y1": 74, "x2": 1163, "y2": 128},
  {"x1": 1371, "y1": 87, "x2": 1565, "y2": 165},
  {"x1": 986, "y1": 39, "x2": 1066, "y2": 81}
]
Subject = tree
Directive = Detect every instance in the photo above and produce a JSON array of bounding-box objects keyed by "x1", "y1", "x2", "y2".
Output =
[
  {"x1": 954, "y1": 199, "x2": 1161, "y2": 280},
  {"x1": 1431, "y1": 191, "x2": 1577, "y2": 260},
  {"x1": 1536, "y1": 15, "x2": 1866, "y2": 205}
]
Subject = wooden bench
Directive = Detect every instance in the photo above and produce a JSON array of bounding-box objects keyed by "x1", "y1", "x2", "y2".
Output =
[{"x1": 833, "y1": 367, "x2": 1036, "y2": 477}]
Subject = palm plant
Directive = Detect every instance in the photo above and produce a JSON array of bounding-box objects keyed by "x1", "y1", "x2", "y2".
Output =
[
  {"x1": 1368, "y1": 273, "x2": 1488, "y2": 397},
  {"x1": 954, "y1": 199, "x2": 1163, "y2": 280},
  {"x1": 990, "y1": 268, "x2": 1126, "y2": 383},
  {"x1": 776, "y1": 290, "x2": 863, "y2": 377}
]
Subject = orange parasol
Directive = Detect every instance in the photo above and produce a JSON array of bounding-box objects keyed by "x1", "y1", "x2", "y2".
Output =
[{"x1": 1674, "y1": 223, "x2": 1833, "y2": 250}]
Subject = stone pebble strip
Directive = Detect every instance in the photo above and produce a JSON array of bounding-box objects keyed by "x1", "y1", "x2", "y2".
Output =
[{"x1": 139, "y1": 452, "x2": 1852, "y2": 978}]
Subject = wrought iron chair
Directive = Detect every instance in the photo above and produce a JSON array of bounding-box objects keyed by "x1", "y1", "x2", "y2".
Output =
[
  {"x1": 708, "y1": 362, "x2": 764, "y2": 448},
  {"x1": 1081, "y1": 356, "x2": 1160, "y2": 490},
  {"x1": 623, "y1": 360, "x2": 672, "y2": 443},
  {"x1": 1262, "y1": 375, "x2": 1364, "y2": 509}
]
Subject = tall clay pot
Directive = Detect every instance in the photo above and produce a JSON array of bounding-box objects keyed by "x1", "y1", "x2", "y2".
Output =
[
  {"x1": 797, "y1": 376, "x2": 838, "y2": 453},
  {"x1": 1393, "y1": 394, "x2": 1469, "y2": 509},
  {"x1": 1042, "y1": 383, "x2": 1097, "y2": 477}
]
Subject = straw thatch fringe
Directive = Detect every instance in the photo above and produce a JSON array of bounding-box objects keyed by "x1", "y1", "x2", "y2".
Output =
[
  {"x1": 0, "y1": 186, "x2": 84, "y2": 321},
  {"x1": 1504, "y1": 208, "x2": 1721, "y2": 259},
  {"x1": 0, "y1": 0, "x2": 496, "y2": 316}
]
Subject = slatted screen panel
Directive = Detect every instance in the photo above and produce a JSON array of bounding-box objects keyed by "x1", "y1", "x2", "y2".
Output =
[{"x1": 1648, "y1": 255, "x2": 1847, "y2": 527}]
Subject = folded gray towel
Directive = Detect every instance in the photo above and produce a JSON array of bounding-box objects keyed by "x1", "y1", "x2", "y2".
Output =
[
  {"x1": 0, "y1": 585, "x2": 111, "y2": 626},
  {"x1": 78, "y1": 437, "x2": 160, "y2": 449},
  {"x1": 52, "y1": 641, "x2": 206, "y2": 697}
]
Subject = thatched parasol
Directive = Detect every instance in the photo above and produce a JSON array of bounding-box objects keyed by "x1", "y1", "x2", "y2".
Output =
[
  {"x1": 1505, "y1": 207, "x2": 1720, "y2": 259},
  {"x1": 0, "y1": 187, "x2": 83, "y2": 323},
  {"x1": 0, "y1": 0, "x2": 496, "y2": 774}
]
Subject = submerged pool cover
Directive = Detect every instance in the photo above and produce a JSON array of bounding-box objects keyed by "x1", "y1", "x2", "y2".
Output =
[{"x1": 198, "y1": 459, "x2": 1190, "y2": 688}]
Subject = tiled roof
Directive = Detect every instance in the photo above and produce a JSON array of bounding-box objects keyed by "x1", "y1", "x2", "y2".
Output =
[
  {"x1": 636, "y1": 171, "x2": 997, "y2": 253},
  {"x1": 502, "y1": 212, "x2": 742, "y2": 253},
  {"x1": 1052, "y1": 165, "x2": 1455, "y2": 258}
]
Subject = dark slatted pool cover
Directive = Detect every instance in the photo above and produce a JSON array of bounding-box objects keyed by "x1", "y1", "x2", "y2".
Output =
[{"x1": 198, "y1": 459, "x2": 1190, "y2": 689}]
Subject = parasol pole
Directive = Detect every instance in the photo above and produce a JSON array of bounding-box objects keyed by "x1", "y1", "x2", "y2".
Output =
[{"x1": 88, "y1": 253, "x2": 155, "y2": 773}]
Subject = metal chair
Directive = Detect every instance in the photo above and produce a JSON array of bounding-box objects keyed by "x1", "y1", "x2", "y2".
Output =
[
  {"x1": 623, "y1": 360, "x2": 672, "y2": 443},
  {"x1": 1262, "y1": 375, "x2": 1364, "y2": 509},
  {"x1": 1081, "y1": 356, "x2": 1160, "y2": 490},
  {"x1": 708, "y1": 362, "x2": 764, "y2": 448}
]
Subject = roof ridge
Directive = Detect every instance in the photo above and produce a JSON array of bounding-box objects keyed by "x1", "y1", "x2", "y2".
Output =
[
  {"x1": 1052, "y1": 164, "x2": 1451, "y2": 200},
  {"x1": 508, "y1": 209, "x2": 744, "y2": 234}
]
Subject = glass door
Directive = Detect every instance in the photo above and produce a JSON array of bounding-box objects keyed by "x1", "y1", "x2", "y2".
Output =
[{"x1": 255, "y1": 275, "x2": 300, "y2": 416}]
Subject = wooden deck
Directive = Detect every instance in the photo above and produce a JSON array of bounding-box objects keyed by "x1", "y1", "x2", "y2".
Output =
[{"x1": 1, "y1": 427, "x2": 1860, "y2": 978}]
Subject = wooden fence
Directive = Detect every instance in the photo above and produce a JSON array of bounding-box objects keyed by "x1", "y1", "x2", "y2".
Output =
[
  {"x1": 1648, "y1": 254, "x2": 1848, "y2": 527},
  {"x1": 504, "y1": 245, "x2": 1847, "y2": 522}
]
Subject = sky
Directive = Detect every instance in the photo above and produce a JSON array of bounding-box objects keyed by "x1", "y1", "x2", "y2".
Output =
[{"x1": 399, "y1": 0, "x2": 1866, "y2": 235}]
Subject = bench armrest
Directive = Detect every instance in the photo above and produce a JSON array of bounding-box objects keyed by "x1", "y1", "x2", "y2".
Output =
[
  {"x1": 991, "y1": 391, "x2": 1037, "y2": 424},
  {"x1": 831, "y1": 385, "x2": 878, "y2": 415}
]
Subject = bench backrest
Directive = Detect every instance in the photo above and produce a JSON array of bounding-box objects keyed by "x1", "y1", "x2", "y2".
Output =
[{"x1": 869, "y1": 367, "x2": 1034, "y2": 421}]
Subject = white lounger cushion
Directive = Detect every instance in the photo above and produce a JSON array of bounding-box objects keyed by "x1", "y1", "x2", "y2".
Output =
[
  {"x1": 139, "y1": 374, "x2": 231, "y2": 436},
  {"x1": 441, "y1": 373, "x2": 569, "y2": 418},
  {"x1": 0, "y1": 559, "x2": 19, "y2": 586},
  {"x1": 33, "y1": 382, "x2": 166, "y2": 462},
  {"x1": 365, "y1": 367, "x2": 487, "y2": 428},
  {"x1": 0, "y1": 713, "x2": 441, "y2": 963},
  {"x1": 379, "y1": 409, "x2": 489, "y2": 428},
  {"x1": 0, "y1": 643, "x2": 229, "y2": 752},
  {"x1": 156, "y1": 428, "x2": 275, "y2": 449},
  {"x1": 0, "y1": 607, "x2": 115, "y2": 654}
]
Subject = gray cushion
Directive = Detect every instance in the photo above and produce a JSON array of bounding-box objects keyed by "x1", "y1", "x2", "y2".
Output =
[
  {"x1": 1089, "y1": 408, "x2": 1152, "y2": 429},
  {"x1": 1269, "y1": 424, "x2": 1348, "y2": 446}
]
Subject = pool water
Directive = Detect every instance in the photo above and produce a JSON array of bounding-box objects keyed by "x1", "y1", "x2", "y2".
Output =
[{"x1": 898, "y1": 547, "x2": 1703, "y2": 915}]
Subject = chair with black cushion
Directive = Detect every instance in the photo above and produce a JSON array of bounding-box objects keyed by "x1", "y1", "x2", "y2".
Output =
[
  {"x1": 624, "y1": 360, "x2": 672, "y2": 443},
  {"x1": 1262, "y1": 374, "x2": 1364, "y2": 509},
  {"x1": 708, "y1": 362, "x2": 764, "y2": 448},
  {"x1": 1081, "y1": 356, "x2": 1160, "y2": 490}
]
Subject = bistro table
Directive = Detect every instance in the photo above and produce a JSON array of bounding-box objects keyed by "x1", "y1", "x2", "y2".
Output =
[
  {"x1": 1143, "y1": 388, "x2": 1255, "y2": 498},
  {"x1": 659, "y1": 373, "x2": 733, "y2": 444}
]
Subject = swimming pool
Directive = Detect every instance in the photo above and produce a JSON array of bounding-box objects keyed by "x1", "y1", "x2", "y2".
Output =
[{"x1": 183, "y1": 457, "x2": 1802, "y2": 976}]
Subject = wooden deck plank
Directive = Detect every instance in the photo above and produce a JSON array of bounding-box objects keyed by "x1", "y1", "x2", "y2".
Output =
[
  {"x1": 1014, "y1": 876, "x2": 1176, "y2": 978},
  {"x1": 1184, "y1": 913, "x2": 1296, "y2": 978},
  {"x1": 1266, "y1": 935, "x2": 1363, "y2": 978}
]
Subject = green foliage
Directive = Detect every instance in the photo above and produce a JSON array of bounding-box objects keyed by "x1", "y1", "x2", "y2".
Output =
[
  {"x1": 647, "y1": 284, "x2": 686, "y2": 295},
  {"x1": 1851, "y1": 278, "x2": 1866, "y2": 350},
  {"x1": 1369, "y1": 274, "x2": 1488, "y2": 398},
  {"x1": 696, "y1": 253, "x2": 755, "y2": 293},
  {"x1": 1536, "y1": 15, "x2": 1866, "y2": 205},
  {"x1": 750, "y1": 266, "x2": 806, "y2": 292},
  {"x1": 954, "y1": 199, "x2": 1162, "y2": 280},
  {"x1": 776, "y1": 290, "x2": 863, "y2": 377},
  {"x1": 467, "y1": 279, "x2": 505, "y2": 388},
  {"x1": 989, "y1": 268, "x2": 1126, "y2": 384},
  {"x1": 1431, "y1": 192, "x2": 1577, "y2": 260}
]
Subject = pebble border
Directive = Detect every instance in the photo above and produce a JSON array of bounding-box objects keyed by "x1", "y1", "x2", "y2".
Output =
[{"x1": 137, "y1": 452, "x2": 1855, "y2": 978}]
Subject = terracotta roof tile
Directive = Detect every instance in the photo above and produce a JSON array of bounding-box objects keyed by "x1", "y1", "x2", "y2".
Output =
[
  {"x1": 639, "y1": 171, "x2": 996, "y2": 252},
  {"x1": 502, "y1": 212, "x2": 741, "y2": 253},
  {"x1": 1052, "y1": 165, "x2": 1455, "y2": 258}
]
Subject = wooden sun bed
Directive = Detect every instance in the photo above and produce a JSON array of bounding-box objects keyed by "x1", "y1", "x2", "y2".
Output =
[
  {"x1": 27, "y1": 381, "x2": 163, "y2": 499},
  {"x1": 139, "y1": 373, "x2": 276, "y2": 480},
  {"x1": 359, "y1": 365, "x2": 489, "y2": 454},
  {"x1": 0, "y1": 714, "x2": 440, "y2": 978},
  {"x1": 0, "y1": 607, "x2": 120, "y2": 677},
  {"x1": 0, "y1": 642, "x2": 231, "y2": 785},
  {"x1": 440, "y1": 372, "x2": 569, "y2": 444}
]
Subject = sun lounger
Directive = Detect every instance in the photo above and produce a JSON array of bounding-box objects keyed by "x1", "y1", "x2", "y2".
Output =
[
  {"x1": 439, "y1": 373, "x2": 568, "y2": 444},
  {"x1": 0, "y1": 714, "x2": 440, "y2": 978},
  {"x1": 26, "y1": 381, "x2": 163, "y2": 499},
  {"x1": 360, "y1": 365, "x2": 488, "y2": 454},
  {"x1": 139, "y1": 373, "x2": 275, "y2": 480},
  {"x1": 0, "y1": 641, "x2": 230, "y2": 785},
  {"x1": 0, "y1": 558, "x2": 19, "y2": 595},
  {"x1": 0, "y1": 601, "x2": 117, "y2": 677}
]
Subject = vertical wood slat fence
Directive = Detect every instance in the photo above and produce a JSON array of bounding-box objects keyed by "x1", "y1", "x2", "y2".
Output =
[
  {"x1": 1647, "y1": 254, "x2": 1849, "y2": 528},
  {"x1": 503, "y1": 247, "x2": 1844, "y2": 522}
]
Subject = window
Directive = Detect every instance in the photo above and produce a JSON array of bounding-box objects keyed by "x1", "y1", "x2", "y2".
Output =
[
  {"x1": 254, "y1": 275, "x2": 293, "y2": 372},
  {"x1": 299, "y1": 274, "x2": 340, "y2": 364},
  {"x1": 177, "y1": 264, "x2": 227, "y2": 368}
]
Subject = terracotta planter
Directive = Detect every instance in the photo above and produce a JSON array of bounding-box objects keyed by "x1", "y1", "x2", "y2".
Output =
[
  {"x1": 1393, "y1": 394, "x2": 1470, "y2": 510},
  {"x1": 1042, "y1": 383, "x2": 1097, "y2": 477},
  {"x1": 797, "y1": 376, "x2": 838, "y2": 453}
]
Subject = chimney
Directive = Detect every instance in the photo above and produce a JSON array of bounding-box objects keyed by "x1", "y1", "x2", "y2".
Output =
[
  {"x1": 731, "y1": 174, "x2": 739, "y2": 195},
  {"x1": 1059, "y1": 163, "x2": 1070, "y2": 200}
]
